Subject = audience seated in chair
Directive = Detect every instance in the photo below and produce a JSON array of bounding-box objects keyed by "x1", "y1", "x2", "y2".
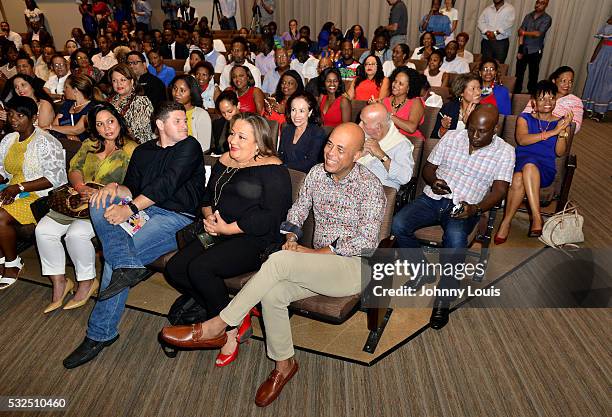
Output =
[
  {"x1": 62, "y1": 102, "x2": 206, "y2": 370},
  {"x1": 209, "y1": 90, "x2": 241, "y2": 155},
  {"x1": 432, "y1": 73, "x2": 482, "y2": 138},
  {"x1": 35, "y1": 103, "x2": 138, "y2": 313},
  {"x1": 161, "y1": 122, "x2": 386, "y2": 407},
  {"x1": 265, "y1": 69, "x2": 304, "y2": 125},
  {"x1": 0, "y1": 96, "x2": 66, "y2": 290},
  {"x1": 479, "y1": 58, "x2": 511, "y2": 115},
  {"x1": 219, "y1": 37, "x2": 262, "y2": 91},
  {"x1": 391, "y1": 104, "x2": 514, "y2": 330},
  {"x1": 357, "y1": 103, "x2": 414, "y2": 190},
  {"x1": 495, "y1": 81, "x2": 572, "y2": 244},
  {"x1": 126, "y1": 51, "x2": 167, "y2": 109},
  {"x1": 278, "y1": 92, "x2": 327, "y2": 173},
  {"x1": 165, "y1": 113, "x2": 292, "y2": 368},
  {"x1": 383, "y1": 66, "x2": 425, "y2": 140},
  {"x1": 170, "y1": 74, "x2": 212, "y2": 152},
  {"x1": 347, "y1": 55, "x2": 390, "y2": 101},
  {"x1": 228, "y1": 65, "x2": 265, "y2": 115},
  {"x1": 383, "y1": 43, "x2": 415, "y2": 77},
  {"x1": 318, "y1": 67, "x2": 351, "y2": 128},
  {"x1": 523, "y1": 66, "x2": 584, "y2": 133},
  {"x1": 261, "y1": 48, "x2": 290, "y2": 95}
]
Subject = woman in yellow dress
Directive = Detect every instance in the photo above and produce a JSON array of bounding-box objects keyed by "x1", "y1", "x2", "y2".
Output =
[
  {"x1": 35, "y1": 103, "x2": 138, "y2": 312},
  {"x1": 0, "y1": 96, "x2": 67, "y2": 289}
]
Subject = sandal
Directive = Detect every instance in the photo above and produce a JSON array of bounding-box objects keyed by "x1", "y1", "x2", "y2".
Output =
[{"x1": 0, "y1": 256, "x2": 24, "y2": 290}]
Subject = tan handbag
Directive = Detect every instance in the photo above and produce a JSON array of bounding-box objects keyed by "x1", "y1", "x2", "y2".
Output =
[
  {"x1": 539, "y1": 202, "x2": 584, "y2": 248},
  {"x1": 47, "y1": 182, "x2": 104, "y2": 219}
]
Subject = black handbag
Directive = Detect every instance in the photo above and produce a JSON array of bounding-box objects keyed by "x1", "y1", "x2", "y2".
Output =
[
  {"x1": 176, "y1": 219, "x2": 218, "y2": 250},
  {"x1": 161, "y1": 294, "x2": 209, "y2": 359}
]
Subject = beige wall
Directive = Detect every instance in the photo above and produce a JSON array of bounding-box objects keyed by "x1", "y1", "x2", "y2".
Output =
[{"x1": 0, "y1": 0, "x2": 243, "y2": 50}]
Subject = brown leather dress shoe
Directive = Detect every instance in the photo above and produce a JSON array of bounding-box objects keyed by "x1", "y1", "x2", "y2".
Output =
[
  {"x1": 255, "y1": 360, "x2": 299, "y2": 407},
  {"x1": 160, "y1": 323, "x2": 227, "y2": 349}
]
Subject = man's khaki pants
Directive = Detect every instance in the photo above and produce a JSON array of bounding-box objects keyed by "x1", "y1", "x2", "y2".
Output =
[{"x1": 220, "y1": 250, "x2": 362, "y2": 361}]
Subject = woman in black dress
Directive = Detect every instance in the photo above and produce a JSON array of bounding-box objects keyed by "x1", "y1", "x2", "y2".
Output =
[{"x1": 165, "y1": 112, "x2": 292, "y2": 367}]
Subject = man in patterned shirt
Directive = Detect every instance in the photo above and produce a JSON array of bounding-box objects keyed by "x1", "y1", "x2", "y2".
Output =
[
  {"x1": 160, "y1": 122, "x2": 387, "y2": 407},
  {"x1": 392, "y1": 104, "x2": 515, "y2": 330}
]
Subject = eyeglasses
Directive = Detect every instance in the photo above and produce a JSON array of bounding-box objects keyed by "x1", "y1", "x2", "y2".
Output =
[
  {"x1": 127, "y1": 61, "x2": 143, "y2": 65},
  {"x1": 52, "y1": 63, "x2": 66, "y2": 68}
]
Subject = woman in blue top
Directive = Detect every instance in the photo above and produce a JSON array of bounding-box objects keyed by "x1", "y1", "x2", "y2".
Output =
[
  {"x1": 419, "y1": 0, "x2": 452, "y2": 49},
  {"x1": 278, "y1": 92, "x2": 326, "y2": 173},
  {"x1": 495, "y1": 81, "x2": 572, "y2": 243},
  {"x1": 479, "y1": 58, "x2": 511, "y2": 115},
  {"x1": 317, "y1": 22, "x2": 335, "y2": 50}
]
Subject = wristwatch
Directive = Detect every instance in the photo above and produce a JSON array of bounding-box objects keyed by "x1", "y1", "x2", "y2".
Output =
[
  {"x1": 380, "y1": 154, "x2": 390, "y2": 163},
  {"x1": 17, "y1": 183, "x2": 25, "y2": 192},
  {"x1": 127, "y1": 202, "x2": 139, "y2": 215}
]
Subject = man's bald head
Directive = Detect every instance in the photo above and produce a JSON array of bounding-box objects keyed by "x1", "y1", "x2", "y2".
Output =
[
  {"x1": 324, "y1": 122, "x2": 365, "y2": 180},
  {"x1": 466, "y1": 104, "x2": 499, "y2": 149},
  {"x1": 360, "y1": 103, "x2": 391, "y2": 140}
]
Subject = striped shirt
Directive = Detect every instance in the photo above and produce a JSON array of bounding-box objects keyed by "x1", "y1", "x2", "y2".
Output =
[
  {"x1": 425, "y1": 129, "x2": 515, "y2": 205},
  {"x1": 284, "y1": 163, "x2": 386, "y2": 256}
]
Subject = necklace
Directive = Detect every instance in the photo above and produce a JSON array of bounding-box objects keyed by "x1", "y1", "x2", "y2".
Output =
[
  {"x1": 391, "y1": 96, "x2": 407, "y2": 110},
  {"x1": 72, "y1": 100, "x2": 90, "y2": 112},
  {"x1": 536, "y1": 113, "x2": 553, "y2": 133},
  {"x1": 213, "y1": 165, "x2": 240, "y2": 206}
]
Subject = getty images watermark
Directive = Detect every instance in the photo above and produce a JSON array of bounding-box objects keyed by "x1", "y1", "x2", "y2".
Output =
[{"x1": 360, "y1": 248, "x2": 612, "y2": 309}]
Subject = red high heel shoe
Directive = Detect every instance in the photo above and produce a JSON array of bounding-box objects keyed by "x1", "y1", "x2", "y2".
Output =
[{"x1": 215, "y1": 313, "x2": 254, "y2": 367}]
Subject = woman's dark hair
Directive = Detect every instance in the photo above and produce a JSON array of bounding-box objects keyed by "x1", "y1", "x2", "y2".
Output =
[
  {"x1": 11, "y1": 73, "x2": 53, "y2": 103},
  {"x1": 6, "y1": 95, "x2": 38, "y2": 119},
  {"x1": 389, "y1": 66, "x2": 423, "y2": 99},
  {"x1": 346, "y1": 25, "x2": 366, "y2": 45},
  {"x1": 169, "y1": 74, "x2": 203, "y2": 108},
  {"x1": 456, "y1": 32, "x2": 469, "y2": 43},
  {"x1": 479, "y1": 57, "x2": 499, "y2": 72},
  {"x1": 549, "y1": 66, "x2": 574, "y2": 82},
  {"x1": 215, "y1": 90, "x2": 239, "y2": 111},
  {"x1": 320, "y1": 22, "x2": 334, "y2": 35},
  {"x1": 395, "y1": 43, "x2": 411, "y2": 61},
  {"x1": 189, "y1": 49, "x2": 205, "y2": 62},
  {"x1": 285, "y1": 91, "x2": 321, "y2": 126},
  {"x1": 25, "y1": 0, "x2": 39, "y2": 10},
  {"x1": 70, "y1": 48, "x2": 93, "y2": 71},
  {"x1": 371, "y1": 32, "x2": 389, "y2": 53},
  {"x1": 531, "y1": 80, "x2": 558, "y2": 100},
  {"x1": 190, "y1": 60, "x2": 214, "y2": 77},
  {"x1": 419, "y1": 31, "x2": 435, "y2": 47},
  {"x1": 230, "y1": 65, "x2": 255, "y2": 89},
  {"x1": 355, "y1": 54, "x2": 385, "y2": 89},
  {"x1": 428, "y1": 49, "x2": 444, "y2": 63},
  {"x1": 229, "y1": 113, "x2": 277, "y2": 158},
  {"x1": 273, "y1": 69, "x2": 304, "y2": 103},
  {"x1": 319, "y1": 67, "x2": 345, "y2": 98},
  {"x1": 450, "y1": 73, "x2": 482, "y2": 98},
  {"x1": 87, "y1": 102, "x2": 133, "y2": 153}
]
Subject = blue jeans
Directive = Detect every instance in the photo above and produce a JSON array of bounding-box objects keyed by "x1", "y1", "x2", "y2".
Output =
[
  {"x1": 392, "y1": 195, "x2": 480, "y2": 300},
  {"x1": 86, "y1": 198, "x2": 192, "y2": 341}
]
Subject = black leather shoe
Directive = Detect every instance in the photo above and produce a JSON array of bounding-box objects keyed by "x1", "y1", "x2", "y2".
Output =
[
  {"x1": 63, "y1": 335, "x2": 119, "y2": 369},
  {"x1": 406, "y1": 272, "x2": 437, "y2": 291},
  {"x1": 98, "y1": 268, "x2": 150, "y2": 300},
  {"x1": 429, "y1": 298, "x2": 451, "y2": 330}
]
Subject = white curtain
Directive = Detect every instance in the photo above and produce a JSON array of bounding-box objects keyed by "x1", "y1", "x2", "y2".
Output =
[{"x1": 239, "y1": 0, "x2": 612, "y2": 92}]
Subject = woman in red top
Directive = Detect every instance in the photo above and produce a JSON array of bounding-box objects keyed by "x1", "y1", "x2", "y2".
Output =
[
  {"x1": 228, "y1": 65, "x2": 265, "y2": 115},
  {"x1": 347, "y1": 55, "x2": 390, "y2": 101},
  {"x1": 318, "y1": 67, "x2": 351, "y2": 127},
  {"x1": 265, "y1": 70, "x2": 304, "y2": 125},
  {"x1": 382, "y1": 66, "x2": 425, "y2": 140}
]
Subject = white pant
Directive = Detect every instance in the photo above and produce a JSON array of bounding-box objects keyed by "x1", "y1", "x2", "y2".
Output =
[{"x1": 35, "y1": 216, "x2": 96, "y2": 281}]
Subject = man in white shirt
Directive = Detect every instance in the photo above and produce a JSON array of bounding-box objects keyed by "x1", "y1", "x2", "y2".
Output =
[
  {"x1": 219, "y1": 0, "x2": 237, "y2": 30},
  {"x1": 289, "y1": 41, "x2": 318, "y2": 83},
  {"x1": 219, "y1": 37, "x2": 261, "y2": 91},
  {"x1": 44, "y1": 55, "x2": 71, "y2": 100},
  {"x1": 91, "y1": 36, "x2": 118, "y2": 71},
  {"x1": 255, "y1": 36, "x2": 276, "y2": 77},
  {"x1": 1, "y1": 22, "x2": 22, "y2": 50},
  {"x1": 440, "y1": 41, "x2": 470, "y2": 74},
  {"x1": 358, "y1": 103, "x2": 414, "y2": 191},
  {"x1": 198, "y1": 34, "x2": 226, "y2": 74},
  {"x1": 477, "y1": 0, "x2": 516, "y2": 63}
]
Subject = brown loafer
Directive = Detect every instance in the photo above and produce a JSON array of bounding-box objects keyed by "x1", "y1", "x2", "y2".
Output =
[
  {"x1": 160, "y1": 323, "x2": 227, "y2": 349},
  {"x1": 255, "y1": 360, "x2": 299, "y2": 407}
]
